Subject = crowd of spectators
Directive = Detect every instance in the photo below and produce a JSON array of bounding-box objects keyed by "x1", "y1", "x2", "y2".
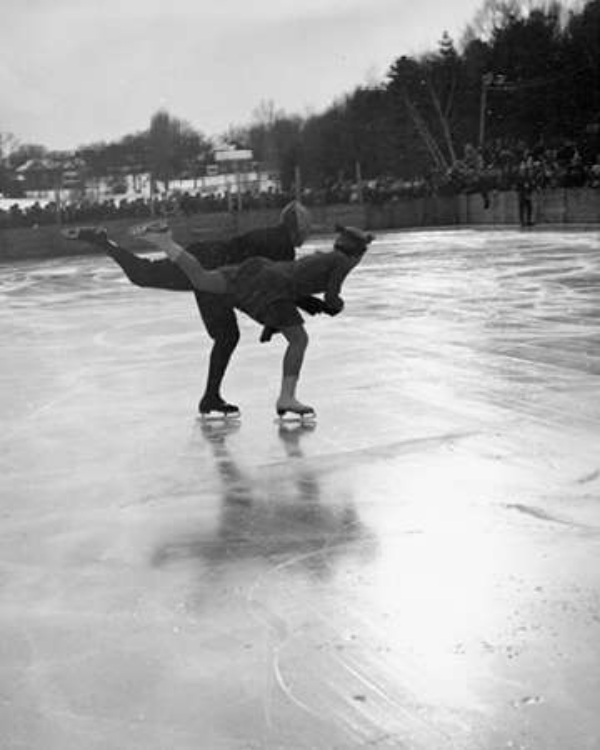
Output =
[
  {"x1": 313, "y1": 140, "x2": 600, "y2": 205},
  {"x1": 0, "y1": 189, "x2": 298, "y2": 230},
  {"x1": 1, "y1": 139, "x2": 599, "y2": 231},
  {"x1": 445, "y1": 139, "x2": 600, "y2": 196}
]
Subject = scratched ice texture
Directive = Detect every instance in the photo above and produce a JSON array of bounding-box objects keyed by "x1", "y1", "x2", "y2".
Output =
[{"x1": 1, "y1": 228, "x2": 600, "y2": 749}]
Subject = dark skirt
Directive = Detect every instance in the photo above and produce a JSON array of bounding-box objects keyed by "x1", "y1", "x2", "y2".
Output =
[{"x1": 225, "y1": 257, "x2": 303, "y2": 328}]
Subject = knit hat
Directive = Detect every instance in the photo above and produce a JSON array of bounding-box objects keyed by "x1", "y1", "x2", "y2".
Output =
[
  {"x1": 280, "y1": 201, "x2": 311, "y2": 246},
  {"x1": 334, "y1": 224, "x2": 374, "y2": 256}
]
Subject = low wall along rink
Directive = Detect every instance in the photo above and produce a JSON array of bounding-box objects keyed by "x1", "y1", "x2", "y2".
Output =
[{"x1": 0, "y1": 188, "x2": 599, "y2": 261}]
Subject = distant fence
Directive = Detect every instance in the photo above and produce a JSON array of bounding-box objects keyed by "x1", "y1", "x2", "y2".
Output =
[
  {"x1": 364, "y1": 187, "x2": 600, "y2": 230},
  {"x1": 0, "y1": 188, "x2": 598, "y2": 261}
]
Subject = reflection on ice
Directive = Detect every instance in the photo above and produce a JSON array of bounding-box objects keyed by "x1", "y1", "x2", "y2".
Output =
[{"x1": 153, "y1": 422, "x2": 377, "y2": 581}]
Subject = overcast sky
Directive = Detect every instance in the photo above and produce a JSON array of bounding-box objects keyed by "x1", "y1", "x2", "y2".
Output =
[{"x1": 1, "y1": 0, "x2": 485, "y2": 151}]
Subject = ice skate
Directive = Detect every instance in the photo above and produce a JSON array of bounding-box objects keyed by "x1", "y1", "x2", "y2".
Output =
[
  {"x1": 62, "y1": 226, "x2": 114, "y2": 249},
  {"x1": 276, "y1": 375, "x2": 315, "y2": 422},
  {"x1": 275, "y1": 398, "x2": 316, "y2": 423},
  {"x1": 198, "y1": 396, "x2": 241, "y2": 422},
  {"x1": 129, "y1": 220, "x2": 170, "y2": 238}
]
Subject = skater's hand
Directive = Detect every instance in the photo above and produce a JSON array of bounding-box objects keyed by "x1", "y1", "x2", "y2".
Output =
[
  {"x1": 260, "y1": 326, "x2": 278, "y2": 343},
  {"x1": 323, "y1": 297, "x2": 344, "y2": 316},
  {"x1": 296, "y1": 296, "x2": 328, "y2": 316}
]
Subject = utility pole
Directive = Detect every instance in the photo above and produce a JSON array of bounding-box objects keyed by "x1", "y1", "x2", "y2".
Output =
[
  {"x1": 236, "y1": 161, "x2": 243, "y2": 213},
  {"x1": 54, "y1": 167, "x2": 63, "y2": 228},
  {"x1": 478, "y1": 73, "x2": 492, "y2": 148},
  {"x1": 355, "y1": 161, "x2": 364, "y2": 204},
  {"x1": 479, "y1": 73, "x2": 493, "y2": 149},
  {"x1": 294, "y1": 166, "x2": 301, "y2": 201}
]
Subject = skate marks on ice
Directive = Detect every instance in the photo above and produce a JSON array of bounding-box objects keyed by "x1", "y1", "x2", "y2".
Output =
[
  {"x1": 577, "y1": 468, "x2": 600, "y2": 485},
  {"x1": 393, "y1": 232, "x2": 600, "y2": 382},
  {"x1": 0, "y1": 256, "x2": 129, "y2": 309},
  {"x1": 0, "y1": 255, "x2": 192, "y2": 360},
  {"x1": 369, "y1": 229, "x2": 600, "y2": 330},
  {"x1": 257, "y1": 430, "x2": 475, "y2": 479},
  {"x1": 502, "y1": 502, "x2": 600, "y2": 533}
]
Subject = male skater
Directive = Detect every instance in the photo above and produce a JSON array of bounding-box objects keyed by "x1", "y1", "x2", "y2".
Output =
[{"x1": 65, "y1": 201, "x2": 328, "y2": 417}]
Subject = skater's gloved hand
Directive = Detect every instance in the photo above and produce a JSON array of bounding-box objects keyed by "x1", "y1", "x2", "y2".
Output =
[
  {"x1": 260, "y1": 326, "x2": 278, "y2": 343},
  {"x1": 296, "y1": 296, "x2": 328, "y2": 316},
  {"x1": 323, "y1": 297, "x2": 344, "y2": 316}
]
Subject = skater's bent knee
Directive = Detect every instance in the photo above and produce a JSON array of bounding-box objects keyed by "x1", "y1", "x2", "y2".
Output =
[{"x1": 282, "y1": 325, "x2": 308, "y2": 349}]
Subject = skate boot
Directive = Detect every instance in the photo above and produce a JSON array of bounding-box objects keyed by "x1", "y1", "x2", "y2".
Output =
[
  {"x1": 275, "y1": 398, "x2": 316, "y2": 422},
  {"x1": 199, "y1": 395, "x2": 240, "y2": 421},
  {"x1": 129, "y1": 220, "x2": 170, "y2": 238},
  {"x1": 276, "y1": 375, "x2": 315, "y2": 421},
  {"x1": 62, "y1": 226, "x2": 114, "y2": 250}
]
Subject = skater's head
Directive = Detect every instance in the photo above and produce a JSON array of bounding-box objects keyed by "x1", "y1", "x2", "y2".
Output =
[
  {"x1": 280, "y1": 201, "x2": 311, "y2": 247},
  {"x1": 334, "y1": 225, "x2": 374, "y2": 258}
]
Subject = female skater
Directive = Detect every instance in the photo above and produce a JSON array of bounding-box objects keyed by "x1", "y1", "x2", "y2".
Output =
[{"x1": 135, "y1": 221, "x2": 374, "y2": 418}]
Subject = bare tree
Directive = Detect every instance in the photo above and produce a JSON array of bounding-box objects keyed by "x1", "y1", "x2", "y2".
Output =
[
  {"x1": 0, "y1": 132, "x2": 19, "y2": 164},
  {"x1": 465, "y1": 0, "x2": 525, "y2": 41},
  {"x1": 148, "y1": 109, "x2": 209, "y2": 192}
]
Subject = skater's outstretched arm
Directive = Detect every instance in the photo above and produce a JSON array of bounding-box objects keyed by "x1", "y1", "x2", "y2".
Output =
[
  {"x1": 322, "y1": 253, "x2": 357, "y2": 313},
  {"x1": 323, "y1": 225, "x2": 375, "y2": 312}
]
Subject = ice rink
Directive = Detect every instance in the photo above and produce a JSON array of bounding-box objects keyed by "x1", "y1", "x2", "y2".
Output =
[{"x1": 1, "y1": 227, "x2": 600, "y2": 749}]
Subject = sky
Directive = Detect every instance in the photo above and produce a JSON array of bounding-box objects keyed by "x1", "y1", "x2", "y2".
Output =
[{"x1": 1, "y1": 0, "x2": 486, "y2": 151}]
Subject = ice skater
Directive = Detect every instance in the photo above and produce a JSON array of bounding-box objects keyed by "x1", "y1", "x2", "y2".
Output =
[
  {"x1": 63, "y1": 202, "x2": 327, "y2": 418},
  {"x1": 132, "y1": 221, "x2": 374, "y2": 418}
]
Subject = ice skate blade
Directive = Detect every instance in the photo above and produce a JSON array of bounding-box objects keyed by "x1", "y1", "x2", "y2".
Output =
[
  {"x1": 197, "y1": 411, "x2": 241, "y2": 423},
  {"x1": 275, "y1": 410, "x2": 316, "y2": 424}
]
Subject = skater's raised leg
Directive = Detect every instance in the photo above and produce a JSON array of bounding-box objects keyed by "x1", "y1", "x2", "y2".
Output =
[
  {"x1": 276, "y1": 325, "x2": 314, "y2": 418},
  {"x1": 63, "y1": 226, "x2": 192, "y2": 290},
  {"x1": 136, "y1": 223, "x2": 227, "y2": 294}
]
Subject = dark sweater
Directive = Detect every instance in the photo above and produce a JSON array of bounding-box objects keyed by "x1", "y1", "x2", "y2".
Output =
[
  {"x1": 272, "y1": 250, "x2": 356, "y2": 308},
  {"x1": 187, "y1": 224, "x2": 295, "y2": 269},
  {"x1": 220, "y1": 249, "x2": 356, "y2": 312}
]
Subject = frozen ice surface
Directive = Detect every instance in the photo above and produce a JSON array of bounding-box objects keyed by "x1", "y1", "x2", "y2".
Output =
[{"x1": 1, "y1": 228, "x2": 600, "y2": 749}]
